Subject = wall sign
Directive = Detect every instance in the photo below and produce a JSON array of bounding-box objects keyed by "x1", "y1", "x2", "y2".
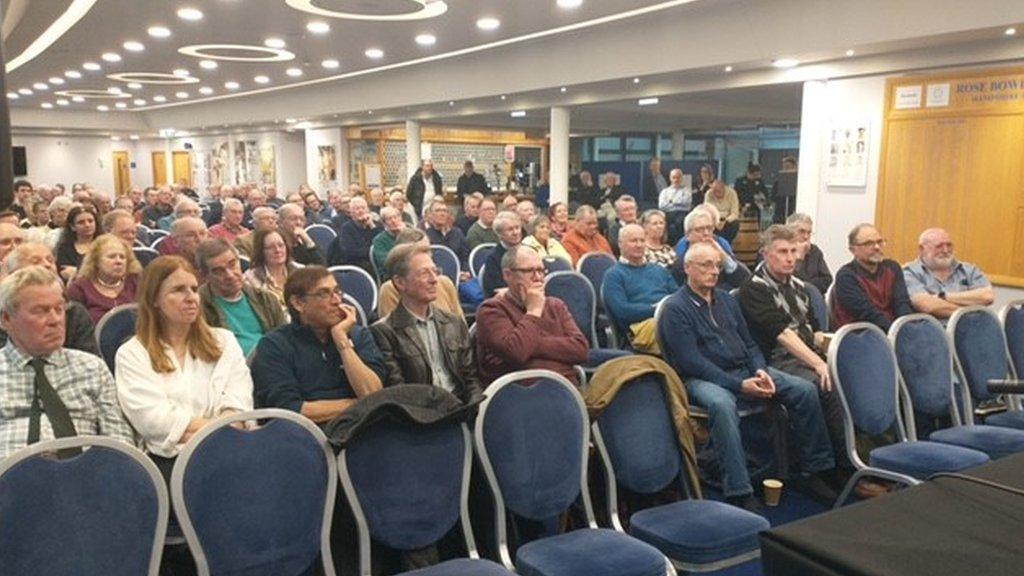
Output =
[{"x1": 894, "y1": 85, "x2": 923, "y2": 109}]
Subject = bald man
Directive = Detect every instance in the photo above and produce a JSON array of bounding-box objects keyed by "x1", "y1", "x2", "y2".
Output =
[{"x1": 903, "y1": 228, "x2": 993, "y2": 319}]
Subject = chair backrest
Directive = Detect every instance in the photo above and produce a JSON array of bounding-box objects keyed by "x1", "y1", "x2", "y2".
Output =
[
  {"x1": 133, "y1": 247, "x2": 160, "y2": 268},
  {"x1": 367, "y1": 244, "x2": 382, "y2": 284},
  {"x1": 135, "y1": 225, "x2": 152, "y2": 245},
  {"x1": 149, "y1": 235, "x2": 168, "y2": 250},
  {"x1": 305, "y1": 224, "x2": 337, "y2": 255},
  {"x1": 430, "y1": 244, "x2": 461, "y2": 285},
  {"x1": 1000, "y1": 300, "x2": 1024, "y2": 379},
  {"x1": 829, "y1": 322, "x2": 909, "y2": 465},
  {"x1": 804, "y1": 282, "x2": 829, "y2": 332},
  {"x1": 890, "y1": 314, "x2": 960, "y2": 424},
  {"x1": 949, "y1": 306, "x2": 1010, "y2": 404},
  {"x1": 339, "y1": 420, "x2": 477, "y2": 573},
  {"x1": 599, "y1": 280, "x2": 629, "y2": 346},
  {"x1": 475, "y1": 370, "x2": 596, "y2": 567},
  {"x1": 543, "y1": 271, "x2": 598, "y2": 347},
  {"x1": 329, "y1": 265, "x2": 378, "y2": 314},
  {"x1": 172, "y1": 409, "x2": 336, "y2": 576},
  {"x1": 576, "y1": 252, "x2": 616, "y2": 297},
  {"x1": 0, "y1": 437, "x2": 168, "y2": 576},
  {"x1": 237, "y1": 255, "x2": 251, "y2": 273},
  {"x1": 542, "y1": 256, "x2": 572, "y2": 274},
  {"x1": 469, "y1": 243, "x2": 495, "y2": 277},
  {"x1": 342, "y1": 293, "x2": 368, "y2": 327},
  {"x1": 95, "y1": 303, "x2": 139, "y2": 373},
  {"x1": 653, "y1": 296, "x2": 673, "y2": 363}
]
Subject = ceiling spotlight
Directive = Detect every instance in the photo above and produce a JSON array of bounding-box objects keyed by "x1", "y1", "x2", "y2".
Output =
[
  {"x1": 110, "y1": 136, "x2": 121, "y2": 141},
  {"x1": 134, "y1": 99, "x2": 147, "y2": 105},
  {"x1": 97, "y1": 105, "x2": 110, "y2": 111},
  {"x1": 128, "y1": 82, "x2": 143, "y2": 90},
  {"x1": 6, "y1": 92, "x2": 17, "y2": 99},
  {"x1": 1006, "y1": 27, "x2": 1017, "y2": 36},
  {"x1": 500, "y1": 94, "x2": 507, "y2": 100},
  {"x1": 632, "y1": 77, "x2": 640, "y2": 84},
  {"x1": 264, "y1": 37, "x2": 286, "y2": 49},
  {"x1": 285, "y1": 118, "x2": 297, "y2": 124},
  {"x1": 724, "y1": 65, "x2": 733, "y2": 72},
  {"x1": 448, "y1": 100, "x2": 455, "y2": 106},
  {"x1": 321, "y1": 59, "x2": 340, "y2": 69},
  {"x1": 48, "y1": 77, "x2": 65, "y2": 85},
  {"x1": 18, "y1": 88, "x2": 33, "y2": 95},
  {"x1": 56, "y1": 99, "x2": 69, "y2": 106},
  {"x1": 153, "y1": 95, "x2": 167, "y2": 102},
  {"x1": 199, "y1": 60, "x2": 218, "y2": 70},
  {"x1": 306, "y1": 21, "x2": 330, "y2": 34},
  {"x1": 559, "y1": 86, "x2": 567, "y2": 92},
  {"x1": 115, "y1": 102, "x2": 128, "y2": 108},
  {"x1": 41, "y1": 103, "x2": 54, "y2": 109},
  {"x1": 82, "y1": 62, "x2": 102, "y2": 71},
  {"x1": 365, "y1": 48, "x2": 384, "y2": 59},
  {"x1": 476, "y1": 17, "x2": 500, "y2": 30},
  {"x1": 147, "y1": 26, "x2": 171, "y2": 38},
  {"x1": 33, "y1": 83, "x2": 49, "y2": 90},
  {"x1": 557, "y1": 0, "x2": 584, "y2": 7},
  {"x1": 638, "y1": 97, "x2": 659, "y2": 106},
  {"x1": 286, "y1": 67, "x2": 303, "y2": 77},
  {"x1": 102, "y1": 52, "x2": 122, "y2": 62},
  {"x1": 510, "y1": 110, "x2": 526, "y2": 118},
  {"x1": 415, "y1": 33, "x2": 437, "y2": 46},
  {"x1": 65, "y1": 70, "x2": 82, "y2": 78},
  {"x1": 224, "y1": 81, "x2": 240, "y2": 90},
  {"x1": 130, "y1": 135, "x2": 140, "y2": 140},
  {"x1": 106, "y1": 87, "x2": 122, "y2": 94},
  {"x1": 123, "y1": 41, "x2": 145, "y2": 52},
  {"x1": 845, "y1": 49, "x2": 856, "y2": 57},
  {"x1": 175, "y1": 91, "x2": 189, "y2": 99},
  {"x1": 254, "y1": 75, "x2": 270, "y2": 84},
  {"x1": 173, "y1": 68, "x2": 190, "y2": 77},
  {"x1": 72, "y1": 96, "x2": 85, "y2": 102},
  {"x1": 367, "y1": 110, "x2": 373, "y2": 115},
  {"x1": 177, "y1": 7, "x2": 204, "y2": 21},
  {"x1": 199, "y1": 86, "x2": 214, "y2": 95},
  {"x1": 772, "y1": 58, "x2": 800, "y2": 68}
]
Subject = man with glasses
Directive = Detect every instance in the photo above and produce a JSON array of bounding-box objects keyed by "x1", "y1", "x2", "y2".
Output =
[
  {"x1": 674, "y1": 207, "x2": 748, "y2": 289},
  {"x1": 251, "y1": 266, "x2": 386, "y2": 423},
  {"x1": 832, "y1": 223, "x2": 913, "y2": 331},
  {"x1": 786, "y1": 213, "x2": 832, "y2": 294},
  {"x1": 903, "y1": 228, "x2": 993, "y2": 319},
  {"x1": 476, "y1": 245, "x2": 588, "y2": 385}
]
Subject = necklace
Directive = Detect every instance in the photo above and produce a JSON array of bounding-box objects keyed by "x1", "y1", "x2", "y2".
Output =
[{"x1": 96, "y1": 275, "x2": 124, "y2": 289}]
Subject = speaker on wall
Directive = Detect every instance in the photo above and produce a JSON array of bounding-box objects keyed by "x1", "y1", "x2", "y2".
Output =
[{"x1": 12, "y1": 147, "x2": 26, "y2": 177}]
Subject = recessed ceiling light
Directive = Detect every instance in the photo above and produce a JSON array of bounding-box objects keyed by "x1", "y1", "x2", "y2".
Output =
[
  {"x1": 72, "y1": 96, "x2": 85, "y2": 102},
  {"x1": 115, "y1": 102, "x2": 127, "y2": 108},
  {"x1": 199, "y1": 60, "x2": 218, "y2": 70},
  {"x1": 476, "y1": 17, "x2": 500, "y2": 30},
  {"x1": 123, "y1": 41, "x2": 145, "y2": 52},
  {"x1": 632, "y1": 77, "x2": 640, "y2": 84},
  {"x1": 153, "y1": 95, "x2": 167, "y2": 102},
  {"x1": 102, "y1": 52, "x2": 121, "y2": 62},
  {"x1": 638, "y1": 97, "x2": 659, "y2": 106},
  {"x1": 130, "y1": 135, "x2": 140, "y2": 140},
  {"x1": 111, "y1": 136, "x2": 121, "y2": 141},
  {"x1": 845, "y1": 49, "x2": 856, "y2": 57},
  {"x1": 41, "y1": 102, "x2": 53, "y2": 109},
  {"x1": 33, "y1": 83, "x2": 49, "y2": 90},
  {"x1": 286, "y1": 67, "x2": 303, "y2": 77},
  {"x1": 56, "y1": 99, "x2": 69, "y2": 106},
  {"x1": 510, "y1": 110, "x2": 526, "y2": 118},
  {"x1": 557, "y1": 0, "x2": 584, "y2": 8},
  {"x1": 415, "y1": 33, "x2": 437, "y2": 46},
  {"x1": 82, "y1": 62, "x2": 101, "y2": 71},
  {"x1": 321, "y1": 59, "x2": 339, "y2": 69},
  {"x1": 175, "y1": 91, "x2": 189, "y2": 99},
  {"x1": 559, "y1": 86, "x2": 567, "y2": 92},
  {"x1": 285, "y1": 118, "x2": 297, "y2": 124},
  {"x1": 448, "y1": 100, "x2": 455, "y2": 106},
  {"x1": 254, "y1": 75, "x2": 270, "y2": 84},
  {"x1": 264, "y1": 37, "x2": 286, "y2": 49},
  {"x1": 367, "y1": 110, "x2": 373, "y2": 115},
  {"x1": 48, "y1": 77, "x2": 64, "y2": 85},
  {"x1": 97, "y1": 105, "x2": 110, "y2": 111},
  {"x1": 107, "y1": 87, "x2": 122, "y2": 94},
  {"x1": 365, "y1": 48, "x2": 384, "y2": 59},
  {"x1": 724, "y1": 65, "x2": 733, "y2": 72},
  {"x1": 177, "y1": 7, "x2": 203, "y2": 21},
  {"x1": 128, "y1": 82, "x2": 143, "y2": 90},
  {"x1": 306, "y1": 21, "x2": 330, "y2": 34},
  {"x1": 199, "y1": 86, "x2": 214, "y2": 95},
  {"x1": 224, "y1": 81, "x2": 240, "y2": 90},
  {"x1": 148, "y1": 26, "x2": 172, "y2": 38},
  {"x1": 772, "y1": 58, "x2": 800, "y2": 68},
  {"x1": 1006, "y1": 27, "x2": 1017, "y2": 36},
  {"x1": 18, "y1": 88, "x2": 33, "y2": 95},
  {"x1": 173, "y1": 68, "x2": 190, "y2": 77},
  {"x1": 6, "y1": 92, "x2": 18, "y2": 99},
  {"x1": 500, "y1": 95, "x2": 507, "y2": 100},
  {"x1": 65, "y1": 70, "x2": 82, "y2": 78},
  {"x1": 134, "y1": 99, "x2": 147, "y2": 105}
]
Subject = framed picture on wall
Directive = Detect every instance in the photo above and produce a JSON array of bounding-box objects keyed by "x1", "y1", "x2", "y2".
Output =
[{"x1": 826, "y1": 120, "x2": 869, "y2": 187}]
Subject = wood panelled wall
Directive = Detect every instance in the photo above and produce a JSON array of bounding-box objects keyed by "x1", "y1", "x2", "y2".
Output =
[{"x1": 877, "y1": 67, "x2": 1024, "y2": 287}]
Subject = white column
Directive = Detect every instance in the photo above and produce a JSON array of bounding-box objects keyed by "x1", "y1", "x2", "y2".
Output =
[
  {"x1": 671, "y1": 131, "x2": 685, "y2": 160},
  {"x1": 549, "y1": 106, "x2": 570, "y2": 205},
  {"x1": 163, "y1": 139, "x2": 173, "y2": 185},
  {"x1": 405, "y1": 120, "x2": 421, "y2": 182},
  {"x1": 795, "y1": 80, "x2": 828, "y2": 222}
]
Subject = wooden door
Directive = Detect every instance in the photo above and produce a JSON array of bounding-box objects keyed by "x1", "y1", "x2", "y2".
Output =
[
  {"x1": 152, "y1": 151, "x2": 167, "y2": 185},
  {"x1": 172, "y1": 150, "x2": 192, "y2": 187},
  {"x1": 112, "y1": 151, "x2": 130, "y2": 195}
]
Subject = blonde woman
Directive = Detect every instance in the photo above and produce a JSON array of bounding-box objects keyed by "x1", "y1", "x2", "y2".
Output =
[
  {"x1": 66, "y1": 234, "x2": 142, "y2": 324},
  {"x1": 640, "y1": 209, "x2": 676, "y2": 268}
]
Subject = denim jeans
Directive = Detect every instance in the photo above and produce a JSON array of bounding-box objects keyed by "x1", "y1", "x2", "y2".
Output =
[{"x1": 685, "y1": 367, "x2": 836, "y2": 497}]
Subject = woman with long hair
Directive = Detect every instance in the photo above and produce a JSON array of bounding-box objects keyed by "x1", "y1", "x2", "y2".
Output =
[
  {"x1": 55, "y1": 204, "x2": 98, "y2": 281},
  {"x1": 66, "y1": 234, "x2": 142, "y2": 324},
  {"x1": 244, "y1": 228, "x2": 300, "y2": 314},
  {"x1": 640, "y1": 209, "x2": 676, "y2": 268},
  {"x1": 694, "y1": 163, "x2": 716, "y2": 206},
  {"x1": 547, "y1": 202, "x2": 570, "y2": 240}
]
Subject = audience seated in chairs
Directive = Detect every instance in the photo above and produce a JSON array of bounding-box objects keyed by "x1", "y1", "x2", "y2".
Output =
[
  {"x1": 0, "y1": 265, "x2": 133, "y2": 460},
  {"x1": 1, "y1": 243, "x2": 98, "y2": 355},
  {"x1": 140, "y1": 185, "x2": 173, "y2": 229},
  {"x1": 481, "y1": 211, "x2": 522, "y2": 298},
  {"x1": 101, "y1": 209, "x2": 139, "y2": 247},
  {"x1": 66, "y1": 234, "x2": 141, "y2": 324},
  {"x1": 476, "y1": 245, "x2": 589, "y2": 386},
  {"x1": 424, "y1": 198, "x2": 471, "y2": 273},
  {"x1": 467, "y1": 197, "x2": 500, "y2": 249},
  {"x1": 159, "y1": 217, "x2": 208, "y2": 269},
  {"x1": 207, "y1": 198, "x2": 251, "y2": 244},
  {"x1": 640, "y1": 209, "x2": 676, "y2": 269},
  {"x1": 561, "y1": 205, "x2": 614, "y2": 266},
  {"x1": 251, "y1": 265, "x2": 387, "y2": 424},
  {"x1": 606, "y1": 194, "x2": 639, "y2": 256},
  {"x1": 234, "y1": 206, "x2": 278, "y2": 258},
  {"x1": 55, "y1": 204, "x2": 98, "y2": 282},
  {"x1": 787, "y1": 213, "x2": 833, "y2": 294},
  {"x1": 704, "y1": 180, "x2": 742, "y2": 243},
  {"x1": 903, "y1": 227, "x2": 994, "y2": 320},
  {"x1": 521, "y1": 214, "x2": 572, "y2": 265},
  {"x1": 602, "y1": 224, "x2": 678, "y2": 354},
  {"x1": 455, "y1": 192, "x2": 483, "y2": 234},
  {"x1": 194, "y1": 239, "x2": 286, "y2": 357},
  {"x1": 243, "y1": 229, "x2": 300, "y2": 316},
  {"x1": 674, "y1": 206, "x2": 749, "y2": 290},
  {"x1": 514, "y1": 199, "x2": 537, "y2": 227},
  {"x1": 832, "y1": 223, "x2": 913, "y2": 331},
  {"x1": 371, "y1": 242, "x2": 482, "y2": 404},
  {"x1": 378, "y1": 228, "x2": 465, "y2": 320},
  {"x1": 371, "y1": 206, "x2": 406, "y2": 280},
  {"x1": 328, "y1": 196, "x2": 382, "y2": 274},
  {"x1": 160, "y1": 198, "x2": 202, "y2": 233},
  {"x1": 547, "y1": 201, "x2": 570, "y2": 240},
  {"x1": 659, "y1": 242, "x2": 836, "y2": 513},
  {"x1": 278, "y1": 203, "x2": 324, "y2": 266}
]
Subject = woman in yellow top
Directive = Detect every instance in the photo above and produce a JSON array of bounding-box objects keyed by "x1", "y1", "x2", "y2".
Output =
[{"x1": 521, "y1": 215, "x2": 572, "y2": 265}]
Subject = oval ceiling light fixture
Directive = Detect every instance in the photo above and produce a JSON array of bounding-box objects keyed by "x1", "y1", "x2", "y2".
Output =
[
  {"x1": 198, "y1": 86, "x2": 214, "y2": 95},
  {"x1": 18, "y1": 88, "x2": 33, "y2": 95},
  {"x1": 476, "y1": 17, "x2": 500, "y2": 31},
  {"x1": 133, "y1": 98, "x2": 147, "y2": 105},
  {"x1": 123, "y1": 41, "x2": 145, "y2": 52},
  {"x1": 254, "y1": 75, "x2": 271, "y2": 84},
  {"x1": 415, "y1": 33, "x2": 437, "y2": 46},
  {"x1": 557, "y1": 0, "x2": 584, "y2": 8},
  {"x1": 286, "y1": 67, "x2": 303, "y2": 77},
  {"x1": 175, "y1": 91, "x2": 189, "y2": 99},
  {"x1": 845, "y1": 49, "x2": 856, "y2": 57},
  {"x1": 199, "y1": 59, "x2": 218, "y2": 70},
  {"x1": 285, "y1": 0, "x2": 447, "y2": 21},
  {"x1": 65, "y1": 70, "x2": 82, "y2": 78},
  {"x1": 72, "y1": 95, "x2": 85, "y2": 102},
  {"x1": 772, "y1": 58, "x2": 800, "y2": 68},
  {"x1": 49, "y1": 77, "x2": 65, "y2": 85},
  {"x1": 97, "y1": 105, "x2": 110, "y2": 111},
  {"x1": 130, "y1": 135, "x2": 140, "y2": 140},
  {"x1": 53, "y1": 87, "x2": 132, "y2": 99},
  {"x1": 33, "y1": 83, "x2": 49, "y2": 90},
  {"x1": 41, "y1": 102, "x2": 54, "y2": 109},
  {"x1": 6, "y1": 92, "x2": 18, "y2": 99},
  {"x1": 115, "y1": 101, "x2": 128, "y2": 108},
  {"x1": 306, "y1": 21, "x2": 330, "y2": 34},
  {"x1": 321, "y1": 59, "x2": 339, "y2": 69},
  {"x1": 82, "y1": 61, "x2": 102, "y2": 71},
  {"x1": 264, "y1": 37, "x2": 287, "y2": 48},
  {"x1": 224, "y1": 81, "x2": 240, "y2": 90},
  {"x1": 1006, "y1": 27, "x2": 1017, "y2": 36},
  {"x1": 510, "y1": 110, "x2": 526, "y2": 118},
  {"x1": 148, "y1": 26, "x2": 172, "y2": 38},
  {"x1": 127, "y1": 82, "x2": 143, "y2": 89},
  {"x1": 364, "y1": 48, "x2": 384, "y2": 59},
  {"x1": 177, "y1": 7, "x2": 204, "y2": 21},
  {"x1": 102, "y1": 52, "x2": 121, "y2": 62},
  {"x1": 107, "y1": 72, "x2": 200, "y2": 85},
  {"x1": 178, "y1": 44, "x2": 295, "y2": 62},
  {"x1": 172, "y1": 68, "x2": 191, "y2": 77},
  {"x1": 724, "y1": 65, "x2": 733, "y2": 72},
  {"x1": 56, "y1": 99, "x2": 69, "y2": 106},
  {"x1": 638, "y1": 97, "x2": 659, "y2": 106},
  {"x1": 153, "y1": 95, "x2": 167, "y2": 102}
]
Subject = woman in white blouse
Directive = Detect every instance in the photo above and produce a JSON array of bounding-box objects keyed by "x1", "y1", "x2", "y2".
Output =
[{"x1": 115, "y1": 255, "x2": 253, "y2": 461}]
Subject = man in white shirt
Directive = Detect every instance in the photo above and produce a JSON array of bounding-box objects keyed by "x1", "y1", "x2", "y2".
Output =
[{"x1": 659, "y1": 168, "x2": 693, "y2": 244}]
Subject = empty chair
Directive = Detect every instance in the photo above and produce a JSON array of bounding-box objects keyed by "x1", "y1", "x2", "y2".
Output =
[
  {"x1": 475, "y1": 369, "x2": 671, "y2": 576},
  {"x1": 0, "y1": 437, "x2": 168, "y2": 576},
  {"x1": 830, "y1": 322, "x2": 989, "y2": 508},
  {"x1": 133, "y1": 247, "x2": 160, "y2": 268},
  {"x1": 171, "y1": 409, "x2": 337, "y2": 576},
  {"x1": 95, "y1": 303, "x2": 139, "y2": 373},
  {"x1": 338, "y1": 418, "x2": 514, "y2": 576},
  {"x1": 576, "y1": 252, "x2": 617, "y2": 291},
  {"x1": 469, "y1": 243, "x2": 495, "y2": 278},
  {"x1": 891, "y1": 314, "x2": 1024, "y2": 459},
  {"x1": 542, "y1": 257, "x2": 573, "y2": 275},
  {"x1": 329, "y1": 265, "x2": 378, "y2": 316},
  {"x1": 306, "y1": 224, "x2": 338, "y2": 256},
  {"x1": 430, "y1": 244, "x2": 461, "y2": 285},
  {"x1": 590, "y1": 360, "x2": 769, "y2": 573},
  {"x1": 1000, "y1": 300, "x2": 1024, "y2": 381},
  {"x1": 544, "y1": 271, "x2": 631, "y2": 369},
  {"x1": 949, "y1": 306, "x2": 1024, "y2": 429}
]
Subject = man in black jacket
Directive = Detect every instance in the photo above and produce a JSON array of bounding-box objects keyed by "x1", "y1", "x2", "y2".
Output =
[
  {"x1": 406, "y1": 159, "x2": 443, "y2": 217},
  {"x1": 786, "y1": 213, "x2": 833, "y2": 294},
  {"x1": 455, "y1": 160, "x2": 490, "y2": 201}
]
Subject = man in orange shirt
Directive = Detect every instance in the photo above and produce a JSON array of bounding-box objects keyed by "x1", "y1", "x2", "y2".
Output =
[{"x1": 561, "y1": 205, "x2": 613, "y2": 265}]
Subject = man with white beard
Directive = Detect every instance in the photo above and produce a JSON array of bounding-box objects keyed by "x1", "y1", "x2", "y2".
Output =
[{"x1": 903, "y1": 227, "x2": 993, "y2": 320}]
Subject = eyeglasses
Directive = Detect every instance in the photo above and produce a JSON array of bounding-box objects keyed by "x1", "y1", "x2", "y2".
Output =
[
  {"x1": 852, "y1": 239, "x2": 886, "y2": 248},
  {"x1": 511, "y1": 267, "x2": 546, "y2": 277},
  {"x1": 303, "y1": 287, "x2": 343, "y2": 301},
  {"x1": 692, "y1": 260, "x2": 723, "y2": 271},
  {"x1": 691, "y1": 225, "x2": 715, "y2": 234}
]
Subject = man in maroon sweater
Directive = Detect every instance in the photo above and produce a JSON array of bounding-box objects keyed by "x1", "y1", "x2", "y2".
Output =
[
  {"x1": 832, "y1": 223, "x2": 913, "y2": 331},
  {"x1": 476, "y1": 245, "x2": 589, "y2": 385}
]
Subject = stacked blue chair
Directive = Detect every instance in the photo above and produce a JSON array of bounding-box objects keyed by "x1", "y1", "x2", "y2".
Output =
[
  {"x1": 590, "y1": 361, "x2": 769, "y2": 572},
  {"x1": 830, "y1": 322, "x2": 989, "y2": 507},
  {"x1": 134, "y1": 246, "x2": 160, "y2": 268},
  {"x1": 430, "y1": 244, "x2": 461, "y2": 286},
  {"x1": 999, "y1": 300, "x2": 1024, "y2": 381},
  {"x1": 544, "y1": 271, "x2": 631, "y2": 370},
  {"x1": 475, "y1": 369, "x2": 672, "y2": 575},
  {"x1": 470, "y1": 243, "x2": 495, "y2": 278},
  {"x1": 95, "y1": 303, "x2": 139, "y2": 373},
  {"x1": 338, "y1": 419, "x2": 515, "y2": 576},
  {"x1": 891, "y1": 314, "x2": 1024, "y2": 459},
  {"x1": 171, "y1": 409, "x2": 337, "y2": 576},
  {"x1": 949, "y1": 306, "x2": 1024, "y2": 429},
  {"x1": 329, "y1": 265, "x2": 378, "y2": 317},
  {"x1": 306, "y1": 224, "x2": 337, "y2": 256},
  {"x1": 0, "y1": 437, "x2": 168, "y2": 576}
]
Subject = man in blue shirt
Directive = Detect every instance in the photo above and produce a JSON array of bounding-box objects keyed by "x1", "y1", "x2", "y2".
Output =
[
  {"x1": 903, "y1": 227, "x2": 993, "y2": 320},
  {"x1": 327, "y1": 196, "x2": 382, "y2": 275},
  {"x1": 602, "y1": 224, "x2": 676, "y2": 352},
  {"x1": 674, "y1": 206, "x2": 749, "y2": 289},
  {"x1": 252, "y1": 266, "x2": 387, "y2": 424},
  {"x1": 659, "y1": 242, "x2": 835, "y2": 512}
]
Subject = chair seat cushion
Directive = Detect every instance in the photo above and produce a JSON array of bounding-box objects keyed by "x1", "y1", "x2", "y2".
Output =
[
  {"x1": 983, "y1": 410, "x2": 1024, "y2": 431},
  {"x1": 586, "y1": 349, "x2": 633, "y2": 369},
  {"x1": 869, "y1": 441, "x2": 989, "y2": 479},
  {"x1": 628, "y1": 500, "x2": 769, "y2": 566},
  {"x1": 516, "y1": 528, "x2": 665, "y2": 576},
  {"x1": 399, "y1": 558, "x2": 516, "y2": 575},
  {"x1": 928, "y1": 425, "x2": 1024, "y2": 460}
]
